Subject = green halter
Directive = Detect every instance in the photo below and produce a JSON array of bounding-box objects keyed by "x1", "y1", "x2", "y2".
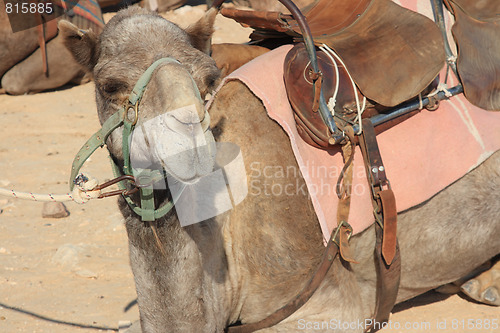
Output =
[{"x1": 69, "y1": 57, "x2": 185, "y2": 221}]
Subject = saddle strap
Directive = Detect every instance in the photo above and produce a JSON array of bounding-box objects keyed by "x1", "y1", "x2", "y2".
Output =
[
  {"x1": 35, "y1": 14, "x2": 49, "y2": 76},
  {"x1": 35, "y1": 11, "x2": 59, "y2": 76},
  {"x1": 336, "y1": 126, "x2": 357, "y2": 263},
  {"x1": 358, "y1": 119, "x2": 401, "y2": 331}
]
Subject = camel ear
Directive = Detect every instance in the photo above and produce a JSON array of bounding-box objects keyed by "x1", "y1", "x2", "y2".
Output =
[
  {"x1": 185, "y1": 7, "x2": 217, "y2": 54},
  {"x1": 58, "y1": 20, "x2": 99, "y2": 72}
]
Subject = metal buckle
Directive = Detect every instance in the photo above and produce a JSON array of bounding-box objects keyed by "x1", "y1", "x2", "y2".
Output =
[
  {"x1": 332, "y1": 220, "x2": 353, "y2": 245},
  {"x1": 371, "y1": 179, "x2": 392, "y2": 200},
  {"x1": 125, "y1": 101, "x2": 139, "y2": 125}
]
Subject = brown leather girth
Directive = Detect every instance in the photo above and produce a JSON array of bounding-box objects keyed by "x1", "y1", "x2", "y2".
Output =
[
  {"x1": 358, "y1": 119, "x2": 401, "y2": 332},
  {"x1": 226, "y1": 132, "x2": 357, "y2": 333}
]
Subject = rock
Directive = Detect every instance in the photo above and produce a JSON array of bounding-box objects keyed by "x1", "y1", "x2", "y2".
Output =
[
  {"x1": 0, "y1": 248, "x2": 10, "y2": 254},
  {"x1": 75, "y1": 269, "x2": 98, "y2": 279},
  {"x1": 42, "y1": 202, "x2": 69, "y2": 218},
  {"x1": 51, "y1": 244, "x2": 80, "y2": 268}
]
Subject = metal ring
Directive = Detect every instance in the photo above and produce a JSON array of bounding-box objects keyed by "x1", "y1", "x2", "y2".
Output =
[{"x1": 125, "y1": 102, "x2": 139, "y2": 125}]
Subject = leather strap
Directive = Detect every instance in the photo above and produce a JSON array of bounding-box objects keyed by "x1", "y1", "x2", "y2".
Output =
[
  {"x1": 372, "y1": 224, "x2": 401, "y2": 327},
  {"x1": 335, "y1": 127, "x2": 357, "y2": 263},
  {"x1": 358, "y1": 119, "x2": 400, "y2": 331},
  {"x1": 378, "y1": 189, "x2": 397, "y2": 265},
  {"x1": 70, "y1": 108, "x2": 125, "y2": 190},
  {"x1": 35, "y1": 14, "x2": 49, "y2": 76},
  {"x1": 35, "y1": 9, "x2": 58, "y2": 76}
]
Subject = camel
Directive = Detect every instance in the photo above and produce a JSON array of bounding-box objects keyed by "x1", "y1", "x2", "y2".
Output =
[
  {"x1": 211, "y1": 43, "x2": 269, "y2": 77},
  {"x1": 0, "y1": 0, "x2": 103, "y2": 95},
  {"x1": 59, "y1": 7, "x2": 500, "y2": 332}
]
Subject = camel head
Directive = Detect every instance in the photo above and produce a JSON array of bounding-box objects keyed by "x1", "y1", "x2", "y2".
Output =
[{"x1": 59, "y1": 7, "x2": 220, "y2": 183}]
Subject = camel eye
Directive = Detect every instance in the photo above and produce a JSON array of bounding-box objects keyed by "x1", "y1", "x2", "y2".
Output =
[{"x1": 100, "y1": 80, "x2": 125, "y2": 96}]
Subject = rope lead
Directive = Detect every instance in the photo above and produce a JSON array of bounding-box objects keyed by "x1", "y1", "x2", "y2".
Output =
[{"x1": 0, "y1": 173, "x2": 102, "y2": 204}]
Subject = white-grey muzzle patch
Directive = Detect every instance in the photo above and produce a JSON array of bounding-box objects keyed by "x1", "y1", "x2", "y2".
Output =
[
  {"x1": 129, "y1": 104, "x2": 248, "y2": 226},
  {"x1": 130, "y1": 103, "x2": 215, "y2": 183}
]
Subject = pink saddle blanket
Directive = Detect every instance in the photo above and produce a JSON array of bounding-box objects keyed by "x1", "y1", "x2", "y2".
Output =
[{"x1": 210, "y1": 21, "x2": 500, "y2": 242}]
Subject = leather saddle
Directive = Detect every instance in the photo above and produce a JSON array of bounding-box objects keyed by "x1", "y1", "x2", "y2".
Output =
[
  {"x1": 222, "y1": 0, "x2": 500, "y2": 148},
  {"x1": 444, "y1": 0, "x2": 500, "y2": 110},
  {"x1": 221, "y1": 0, "x2": 445, "y2": 108},
  {"x1": 221, "y1": 0, "x2": 446, "y2": 147}
]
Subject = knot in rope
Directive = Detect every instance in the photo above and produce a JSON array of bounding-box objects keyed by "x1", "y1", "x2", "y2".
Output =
[
  {"x1": 71, "y1": 173, "x2": 101, "y2": 204},
  {"x1": 320, "y1": 44, "x2": 366, "y2": 135},
  {"x1": 437, "y1": 83, "x2": 453, "y2": 98},
  {"x1": 446, "y1": 55, "x2": 457, "y2": 65}
]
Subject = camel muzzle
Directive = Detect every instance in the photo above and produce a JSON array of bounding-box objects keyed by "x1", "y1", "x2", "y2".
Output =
[{"x1": 69, "y1": 57, "x2": 209, "y2": 222}]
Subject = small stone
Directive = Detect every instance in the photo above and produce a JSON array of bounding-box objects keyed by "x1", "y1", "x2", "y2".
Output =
[
  {"x1": 0, "y1": 248, "x2": 10, "y2": 254},
  {"x1": 42, "y1": 202, "x2": 69, "y2": 218},
  {"x1": 75, "y1": 269, "x2": 97, "y2": 279},
  {"x1": 52, "y1": 244, "x2": 80, "y2": 268}
]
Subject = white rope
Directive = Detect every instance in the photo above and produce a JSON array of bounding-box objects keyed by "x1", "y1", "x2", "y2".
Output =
[
  {"x1": 0, "y1": 173, "x2": 101, "y2": 204},
  {"x1": 302, "y1": 60, "x2": 313, "y2": 84},
  {"x1": 319, "y1": 45, "x2": 340, "y2": 117},
  {"x1": 426, "y1": 82, "x2": 453, "y2": 98},
  {"x1": 320, "y1": 44, "x2": 366, "y2": 134}
]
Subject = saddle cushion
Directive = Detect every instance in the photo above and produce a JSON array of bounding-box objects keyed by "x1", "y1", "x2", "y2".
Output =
[{"x1": 209, "y1": 45, "x2": 500, "y2": 241}]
